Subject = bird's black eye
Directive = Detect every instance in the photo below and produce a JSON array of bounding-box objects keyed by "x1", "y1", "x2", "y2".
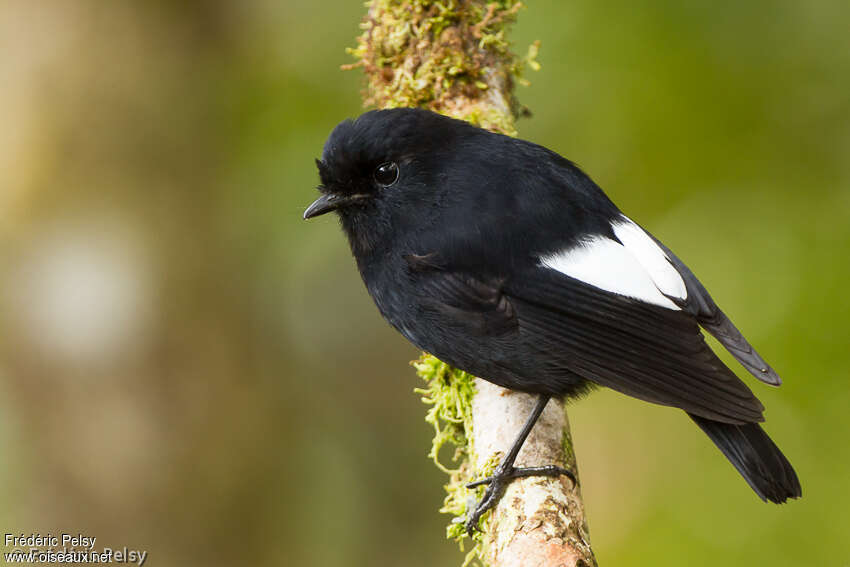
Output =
[{"x1": 373, "y1": 162, "x2": 399, "y2": 187}]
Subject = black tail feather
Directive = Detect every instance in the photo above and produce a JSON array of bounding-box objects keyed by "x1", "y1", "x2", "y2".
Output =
[{"x1": 689, "y1": 413, "x2": 801, "y2": 503}]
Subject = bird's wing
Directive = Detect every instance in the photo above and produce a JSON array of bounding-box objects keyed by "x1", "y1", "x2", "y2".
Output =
[
  {"x1": 404, "y1": 253, "x2": 518, "y2": 337},
  {"x1": 506, "y1": 269, "x2": 764, "y2": 424},
  {"x1": 405, "y1": 246, "x2": 765, "y2": 425},
  {"x1": 545, "y1": 213, "x2": 781, "y2": 386},
  {"x1": 646, "y1": 232, "x2": 782, "y2": 385},
  {"x1": 508, "y1": 213, "x2": 771, "y2": 424}
]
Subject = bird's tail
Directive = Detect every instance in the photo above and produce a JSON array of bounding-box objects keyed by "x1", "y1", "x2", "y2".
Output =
[{"x1": 688, "y1": 413, "x2": 801, "y2": 503}]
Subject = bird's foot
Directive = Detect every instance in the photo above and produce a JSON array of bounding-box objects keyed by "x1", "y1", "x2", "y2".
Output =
[{"x1": 464, "y1": 464, "x2": 575, "y2": 535}]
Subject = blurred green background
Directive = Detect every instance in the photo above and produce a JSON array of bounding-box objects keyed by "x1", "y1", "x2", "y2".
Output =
[{"x1": 1, "y1": 1, "x2": 848, "y2": 565}]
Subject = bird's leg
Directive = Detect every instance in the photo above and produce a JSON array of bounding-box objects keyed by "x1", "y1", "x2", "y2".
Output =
[{"x1": 464, "y1": 394, "x2": 576, "y2": 535}]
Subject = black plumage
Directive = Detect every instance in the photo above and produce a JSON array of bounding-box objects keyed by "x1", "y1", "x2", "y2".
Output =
[{"x1": 304, "y1": 108, "x2": 801, "y2": 526}]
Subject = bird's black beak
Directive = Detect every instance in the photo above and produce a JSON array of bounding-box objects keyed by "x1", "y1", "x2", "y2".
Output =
[
  {"x1": 303, "y1": 193, "x2": 340, "y2": 219},
  {"x1": 303, "y1": 193, "x2": 369, "y2": 220}
]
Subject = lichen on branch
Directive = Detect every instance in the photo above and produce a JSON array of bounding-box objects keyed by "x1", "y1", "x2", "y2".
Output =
[{"x1": 344, "y1": 0, "x2": 540, "y2": 135}]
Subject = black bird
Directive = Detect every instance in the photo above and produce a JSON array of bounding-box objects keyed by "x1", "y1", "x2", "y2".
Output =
[{"x1": 304, "y1": 108, "x2": 801, "y2": 532}]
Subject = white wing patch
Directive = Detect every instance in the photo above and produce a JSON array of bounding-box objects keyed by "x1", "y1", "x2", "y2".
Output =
[
  {"x1": 539, "y1": 215, "x2": 687, "y2": 310},
  {"x1": 612, "y1": 216, "x2": 687, "y2": 301}
]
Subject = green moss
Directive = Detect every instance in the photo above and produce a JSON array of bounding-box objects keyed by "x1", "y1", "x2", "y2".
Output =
[
  {"x1": 561, "y1": 422, "x2": 575, "y2": 465},
  {"x1": 412, "y1": 353, "x2": 476, "y2": 474},
  {"x1": 413, "y1": 354, "x2": 498, "y2": 566},
  {"x1": 344, "y1": 0, "x2": 539, "y2": 135}
]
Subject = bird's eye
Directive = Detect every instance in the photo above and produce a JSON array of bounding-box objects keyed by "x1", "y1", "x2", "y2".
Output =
[{"x1": 373, "y1": 162, "x2": 399, "y2": 187}]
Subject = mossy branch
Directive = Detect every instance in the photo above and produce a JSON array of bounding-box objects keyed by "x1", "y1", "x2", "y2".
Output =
[
  {"x1": 346, "y1": 2, "x2": 595, "y2": 565},
  {"x1": 343, "y1": 0, "x2": 539, "y2": 135}
]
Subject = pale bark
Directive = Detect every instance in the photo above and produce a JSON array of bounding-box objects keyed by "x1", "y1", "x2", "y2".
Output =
[{"x1": 473, "y1": 381, "x2": 595, "y2": 566}]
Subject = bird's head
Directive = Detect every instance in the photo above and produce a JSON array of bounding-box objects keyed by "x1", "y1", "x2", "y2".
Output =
[{"x1": 304, "y1": 108, "x2": 482, "y2": 255}]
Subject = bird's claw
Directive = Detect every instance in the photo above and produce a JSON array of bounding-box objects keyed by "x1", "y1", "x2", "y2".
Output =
[
  {"x1": 464, "y1": 472, "x2": 505, "y2": 535},
  {"x1": 464, "y1": 464, "x2": 576, "y2": 535}
]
